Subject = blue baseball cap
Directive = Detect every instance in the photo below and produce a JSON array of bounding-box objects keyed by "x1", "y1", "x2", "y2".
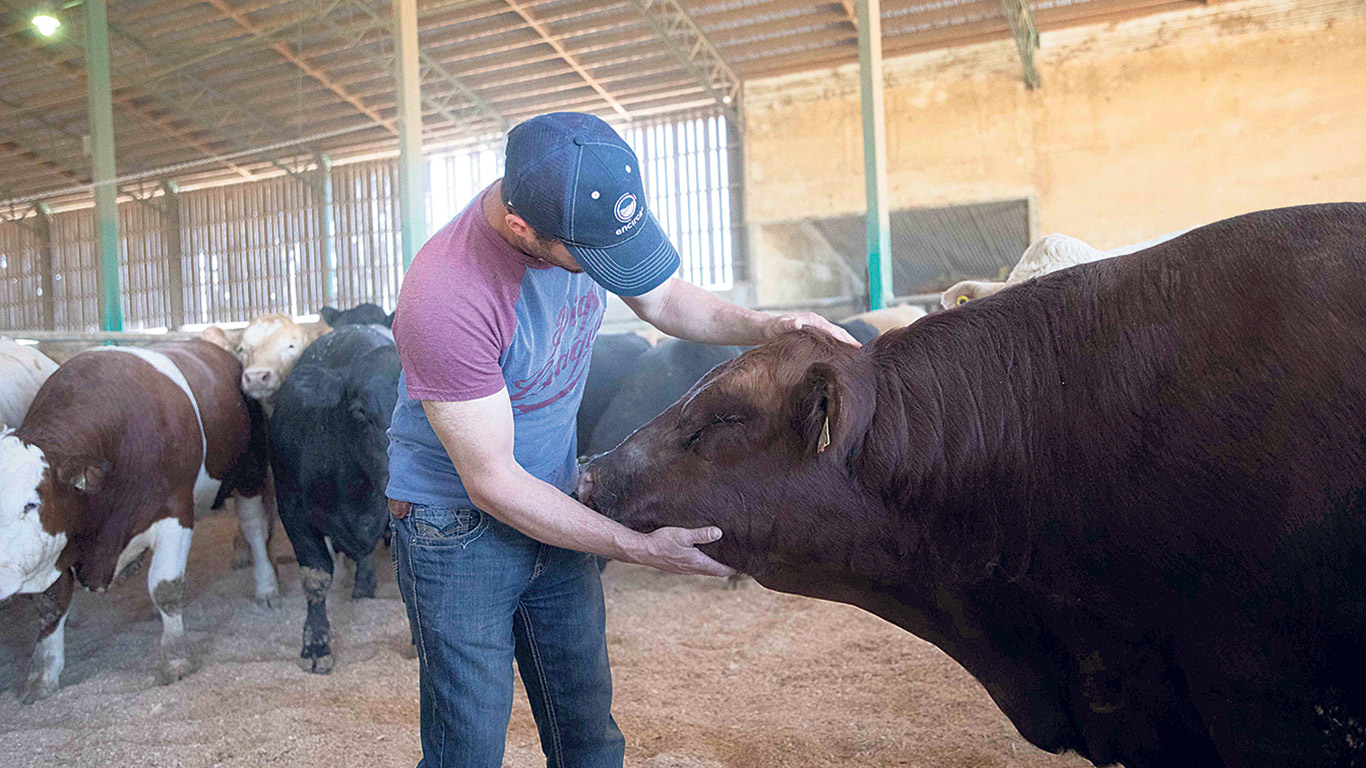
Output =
[{"x1": 502, "y1": 112, "x2": 680, "y2": 297}]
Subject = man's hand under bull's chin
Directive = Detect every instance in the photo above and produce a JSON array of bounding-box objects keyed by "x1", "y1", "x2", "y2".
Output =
[{"x1": 766, "y1": 312, "x2": 861, "y2": 346}]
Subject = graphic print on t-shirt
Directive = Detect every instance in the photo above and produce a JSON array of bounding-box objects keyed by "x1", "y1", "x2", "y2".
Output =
[{"x1": 509, "y1": 287, "x2": 602, "y2": 413}]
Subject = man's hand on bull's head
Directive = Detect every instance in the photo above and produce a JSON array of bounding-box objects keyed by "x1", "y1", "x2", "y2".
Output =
[
  {"x1": 579, "y1": 328, "x2": 876, "y2": 584},
  {"x1": 632, "y1": 526, "x2": 736, "y2": 578},
  {"x1": 765, "y1": 312, "x2": 861, "y2": 347}
]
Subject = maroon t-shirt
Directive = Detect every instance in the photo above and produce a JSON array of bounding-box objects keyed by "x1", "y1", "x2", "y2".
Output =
[{"x1": 386, "y1": 186, "x2": 606, "y2": 506}]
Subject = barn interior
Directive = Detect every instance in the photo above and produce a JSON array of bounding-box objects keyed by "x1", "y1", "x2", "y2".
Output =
[{"x1": 1, "y1": 0, "x2": 1363, "y2": 764}]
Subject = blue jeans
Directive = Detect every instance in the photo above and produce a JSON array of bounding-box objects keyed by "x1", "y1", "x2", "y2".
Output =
[{"x1": 391, "y1": 503, "x2": 625, "y2": 768}]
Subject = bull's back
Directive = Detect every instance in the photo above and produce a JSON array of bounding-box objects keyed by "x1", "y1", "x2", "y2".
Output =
[{"x1": 0, "y1": 339, "x2": 59, "y2": 427}]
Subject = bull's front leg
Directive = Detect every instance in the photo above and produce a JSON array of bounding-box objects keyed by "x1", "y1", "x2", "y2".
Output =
[
  {"x1": 148, "y1": 518, "x2": 195, "y2": 685},
  {"x1": 20, "y1": 568, "x2": 74, "y2": 704},
  {"x1": 235, "y1": 492, "x2": 280, "y2": 608}
]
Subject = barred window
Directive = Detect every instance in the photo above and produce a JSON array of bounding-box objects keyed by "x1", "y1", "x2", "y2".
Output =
[{"x1": 425, "y1": 110, "x2": 738, "y2": 291}]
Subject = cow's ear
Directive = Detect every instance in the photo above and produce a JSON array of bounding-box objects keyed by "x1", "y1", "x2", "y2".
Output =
[
  {"x1": 57, "y1": 458, "x2": 111, "y2": 493},
  {"x1": 384, "y1": 311, "x2": 396, "y2": 328},
  {"x1": 348, "y1": 395, "x2": 369, "y2": 423},
  {"x1": 306, "y1": 320, "x2": 332, "y2": 341},
  {"x1": 793, "y1": 362, "x2": 842, "y2": 458},
  {"x1": 201, "y1": 325, "x2": 240, "y2": 353},
  {"x1": 318, "y1": 306, "x2": 340, "y2": 326}
]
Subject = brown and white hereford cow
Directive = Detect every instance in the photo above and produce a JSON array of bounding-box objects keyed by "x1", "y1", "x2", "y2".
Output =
[
  {"x1": 0, "y1": 340, "x2": 274, "y2": 702},
  {"x1": 582, "y1": 204, "x2": 1366, "y2": 767}
]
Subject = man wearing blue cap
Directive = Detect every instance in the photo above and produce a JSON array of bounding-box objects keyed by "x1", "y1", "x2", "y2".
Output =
[{"x1": 386, "y1": 112, "x2": 857, "y2": 768}]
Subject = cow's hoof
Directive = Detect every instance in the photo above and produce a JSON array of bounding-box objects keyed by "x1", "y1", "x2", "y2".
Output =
[
  {"x1": 298, "y1": 653, "x2": 334, "y2": 674},
  {"x1": 351, "y1": 585, "x2": 375, "y2": 601},
  {"x1": 158, "y1": 657, "x2": 194, "y2": 685},
  {"x1": 255, "y1": 591, "x2": 281, "y2": 609},
  {"x1": 19, "y1": 677, "x2": 57, "y2": 705},
  {"x1": 726, "y1": 574, "x2": 749, "y2": 590}
]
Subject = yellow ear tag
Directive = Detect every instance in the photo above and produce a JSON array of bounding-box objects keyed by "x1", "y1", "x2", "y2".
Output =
[
  {"x1": 817, "y1": 416, "x2": 831, "y2": 453},
  {"x1": 956, "y1": 295, "x2": 970, "y2": 306}
]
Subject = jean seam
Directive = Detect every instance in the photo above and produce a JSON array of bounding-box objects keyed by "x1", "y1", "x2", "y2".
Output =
[
  {"x1": 402, "y1": 519, "x2": 445, "y2": 765},
  {"x1": 517, "y1": 602, "x2": 565, "y2": 768},
  {"x1": 412, "y1": 516, "x2": 489, "y2": 550}
]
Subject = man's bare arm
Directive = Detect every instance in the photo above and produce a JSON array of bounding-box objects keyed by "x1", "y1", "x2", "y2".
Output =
[
  {"x1": 421, "y1": 392, "x2": 735, "y2": 577},
  {"x1": 622, "y1": 277, "x2": 860, "y2": 347}
]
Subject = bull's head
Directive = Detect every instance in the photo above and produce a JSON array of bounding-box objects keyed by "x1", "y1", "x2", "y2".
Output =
[
  {"x1": 203, "y1": 314, "x2": 330, "y2": 403},
  {"x1": 940, "y1": 279, "x2": 1008, "y2": 309},
  {"x1": 579, "y1": 329, "x2": 884, "y2": 586},
  {"x1": 0, "y1": 431, "x2": 105, "y2": 601}
]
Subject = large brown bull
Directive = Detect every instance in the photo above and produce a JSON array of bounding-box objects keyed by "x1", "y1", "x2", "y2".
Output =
[{"x1": 580, "y1": 204, "x2": 1366, "y2": 768}]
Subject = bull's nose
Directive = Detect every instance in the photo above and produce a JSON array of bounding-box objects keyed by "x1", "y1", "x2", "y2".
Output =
[{"x1": 242, "y1": 368, "x2": 275, "y2": 389}]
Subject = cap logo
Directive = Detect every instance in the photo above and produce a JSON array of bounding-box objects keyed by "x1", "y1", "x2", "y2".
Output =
[{"x1": 614, "y1": 193, "x2": 637, "y2": 223}]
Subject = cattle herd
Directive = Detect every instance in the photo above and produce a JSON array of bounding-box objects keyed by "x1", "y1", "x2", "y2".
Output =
[{"x1": 2, "y1": 202, "x2": 1366, "y2": 768}]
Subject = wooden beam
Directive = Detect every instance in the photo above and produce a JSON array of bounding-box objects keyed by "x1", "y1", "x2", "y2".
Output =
[
  {"x1": 201, "y1": 0, "x2": 399, "y2": 136},
  {"x1": 501, "y1": 0, "x2": 630, "y2": 119}
]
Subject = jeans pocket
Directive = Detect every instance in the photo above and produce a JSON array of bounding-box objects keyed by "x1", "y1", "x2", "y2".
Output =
[{"x1": 409, "y1": 505, "x2": 487, "y2": 548}]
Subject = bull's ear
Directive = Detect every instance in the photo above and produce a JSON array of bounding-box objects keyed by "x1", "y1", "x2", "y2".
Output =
[
  {"x1": 384, "y1": 311, "x2": 396, "y2": 328},
  {"x1": 201, "y1": 325, "x2": 239, "y2": 353},
  {"x1": 306, "y1": 320, "x2": 332, "y2": 340},
  {"x1": 318, "y1": 306, "x2": 340, "y2": 326},
  {"x1": 793, "y1": 362, "x2": 841, "y2": 458},
  {"x1": 57, "y1": 458, "x2": 111, "y2": 493}
]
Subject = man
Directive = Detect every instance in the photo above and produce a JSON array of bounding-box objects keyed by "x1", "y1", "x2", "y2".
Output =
[{"x1": 387, "y1": 112, "x2": 857, "y2": 768}]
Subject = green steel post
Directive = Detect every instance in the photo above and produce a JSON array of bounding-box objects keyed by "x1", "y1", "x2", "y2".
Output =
[
  {"x1": 392, "y1": 0, "x2": 425, "y2": 269},
  {"x1": 857, "y1": 0, "x2": 893, "y2": 310},
  {"x1": 85, "y1": 0, "x2": 123, "y2": 330},
  {"x1": 33, "y1": 204, "x2": 56, "y2": 331},
  {"x1": 314, "y1": 153, "x2": 337, "y2": 305},
  {"x1": 160, "y1": 181, "x2": 185, "y2": 330}
]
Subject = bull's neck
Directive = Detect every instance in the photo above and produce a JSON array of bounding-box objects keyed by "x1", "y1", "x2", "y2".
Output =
[{"x1": 863, "y1": 307, "x2": 1074, "y2": 582}]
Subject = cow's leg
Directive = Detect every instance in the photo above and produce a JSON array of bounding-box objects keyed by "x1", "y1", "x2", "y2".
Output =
[
  {"x1": 20, "y1": 569, "x2": 74, "y2": 704},
  {"x1": 279, "y1": 496, "x2": 334, "y2": 673},
  {"x1": 351, "y1": 552, "x2": 377, "y2": 600},
  {"x1": 235, "y1": 493, "x2": 280, "y2": 608},
  {"x1": 148, "y1": 519, "x2": 195, "y2": 684}
]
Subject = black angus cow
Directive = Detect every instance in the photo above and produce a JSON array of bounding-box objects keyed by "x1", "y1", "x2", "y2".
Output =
[
  {"x1": 581, "y1": 204, "x2": 1366, "y2": 767},
  {"x1": 271, "y1": 323, "x2": 400, "y2": 673},
  {"x1": 582, "y1": 338, "x2": 745, "y2": 457},
  {"x1": 319, "y1": 302, "x2": 394, "y2": 329},
  {"x1": 577, "y1": 332, "x2": 653, "y2": 453},
  {"x1": 837, "y1": 319, "x2": 880, "y2": 345}
]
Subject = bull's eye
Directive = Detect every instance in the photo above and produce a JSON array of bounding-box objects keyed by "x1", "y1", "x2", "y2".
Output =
[
  {"x1": 685, "y1": 415, "x2": 743, "y2": 450},
  {"x1": 956, "y1": 295, "x2": 970, "y2": 306}
]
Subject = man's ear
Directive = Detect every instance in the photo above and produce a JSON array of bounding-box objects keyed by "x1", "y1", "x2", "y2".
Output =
[
  {"x1": 505, "y1": 213, "x2": 535, "y2": 241},
  {"x1": 792, "y1": 362, "x2": 842, "y2": 459},
  {"x1": 57, "y1": 458, "x2": 111, "y2": 493}
]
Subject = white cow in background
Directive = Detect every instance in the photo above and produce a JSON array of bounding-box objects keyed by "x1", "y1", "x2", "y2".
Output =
[
  {"x1": 0, "y1": 338, "x2": 60, "y2": 428},
  {"x1": 942, "y1": 228, "x2": 1194, "y2": 309}
]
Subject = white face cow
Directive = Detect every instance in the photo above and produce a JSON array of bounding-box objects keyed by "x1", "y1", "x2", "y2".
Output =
[
  {"x1": 202, "y1": 313, "x2": 330, "y2": 403},
  {"x1": 0, "y1": 432, "x2": 67, "y2": 601}
]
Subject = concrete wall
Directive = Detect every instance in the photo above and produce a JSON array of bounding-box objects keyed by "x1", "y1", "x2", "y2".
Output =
[{"x1": 742, "y1": 0, "x2": 1366, "y2": 305}]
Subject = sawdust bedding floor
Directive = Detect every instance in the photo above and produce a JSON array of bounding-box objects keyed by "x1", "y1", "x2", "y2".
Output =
[{"x1": 0, "y1": 513, "x2": 1089, "y2": 768}]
